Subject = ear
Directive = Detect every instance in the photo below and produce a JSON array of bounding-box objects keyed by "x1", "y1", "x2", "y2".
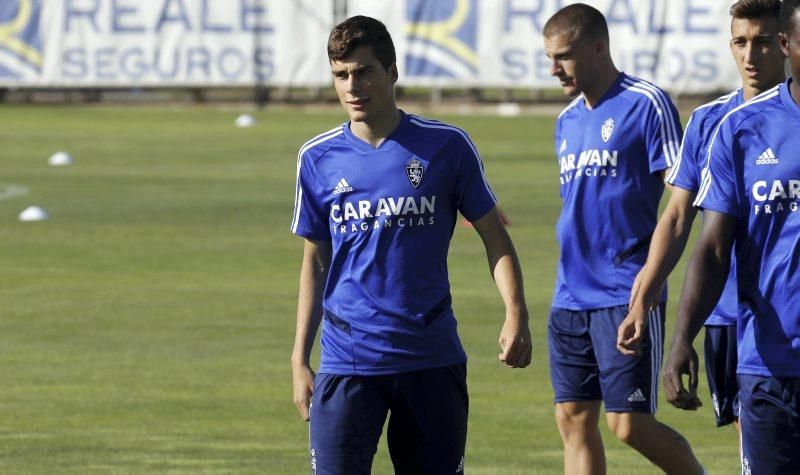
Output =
[
  {"x1": 595, "y1": 38, "x2": 607, "y2": 56},
  {"x1": 389, "y1": 63, "x2": 399, "y2": 84},
  {"x1": 780, "y1": 32, "x2": 790, "y2": 58}
]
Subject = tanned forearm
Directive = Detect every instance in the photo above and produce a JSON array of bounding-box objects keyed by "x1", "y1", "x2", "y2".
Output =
[
  {"x1": 472, "y1": 207, "x2": 532, "y2": 368},
  {"x1": 672, "y1": 212, "x2": 734, "y2": 345},
  {"x1": 291, "y1": 240, "x2": 331, "y2": 366},
  {"x1": 474, "y1": 208, "x2": 528, "y2": 320},
  {"x1": 672, "y1": 241, "x2": 729, "y2": 345},
  {"x1": 634, "y1": 189, "x2": 698, "y2": 312}
]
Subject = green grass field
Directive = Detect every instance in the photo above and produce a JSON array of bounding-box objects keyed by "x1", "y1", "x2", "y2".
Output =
[{"x1": 0, "y1": 105, "x2": 740, "y2": 473}]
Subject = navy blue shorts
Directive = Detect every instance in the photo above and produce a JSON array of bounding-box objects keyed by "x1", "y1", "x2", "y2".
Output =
[
  {"x1": 548, "y1": 304, "x2": 665, "y2": 413},
  {"x1": 738, "y1": 375, "x2": 800, "y2": 474},
  {"x1": 703, "y1": 325, "x2": 739, "y2": 426},
  {"x1": 309, "y1": 364, "x2": 467, "y2": 475}
]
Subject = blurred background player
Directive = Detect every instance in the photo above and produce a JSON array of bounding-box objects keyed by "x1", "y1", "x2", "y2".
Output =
[
  {"x1": 543, "y1": 4, "x2": 704, "y2": 474},
  {"x1": 663, "y1": 0, "x2": 800, "y2": 472},
  {"x1": 289, "y1": 15, "x2": 532, "y2": 475},
  {"x1": 617, "y1": 0, "x2": 786, "y2": 438}
]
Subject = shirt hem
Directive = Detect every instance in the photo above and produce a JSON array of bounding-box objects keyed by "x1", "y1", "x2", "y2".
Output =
[
  {"x1": 319, "y1": 355, "x2": 468, "y2": 376},
  {"x1": 737, "y1": 366, "x2": 800, "y2": 378},
  {"x1": 551, "y1": 297, "x2": 666, "y2": 312}
]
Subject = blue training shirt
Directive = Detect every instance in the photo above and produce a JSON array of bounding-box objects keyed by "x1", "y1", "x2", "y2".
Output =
[
  {"x1": 667, "y1": 90, "x2": 743, "y2": 327},
  {"x1": 290, "y1": 111, "x2": 497, "y2": 376},
  {"x1": 553, "y1": 73, "x2": 682, "y2": 310},
  {"x1": 696, "y1": 79, "x2": 800, "y2": 378}
]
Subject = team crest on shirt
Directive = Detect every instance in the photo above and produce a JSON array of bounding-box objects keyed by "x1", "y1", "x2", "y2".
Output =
[
  {"x1": 601, "y1": 118, "x2": 614, "y2": 142},
  {"x1": 406, "y1": 157, "x2": 424, "y2": 188}
]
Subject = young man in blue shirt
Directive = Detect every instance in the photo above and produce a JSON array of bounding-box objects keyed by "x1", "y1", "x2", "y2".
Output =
[
  {"x1": 543, "y1": 4, "x2": 704, "y2": 473},
  {"x1": 290, "y1": 15, "x2": 532, "y2": 475},
  {"x1": 664, "y1": 0, "x2": 800, "y2": 472},
  {"x1": 618, "y1": 0, "x2": 786, "y2": 436}
]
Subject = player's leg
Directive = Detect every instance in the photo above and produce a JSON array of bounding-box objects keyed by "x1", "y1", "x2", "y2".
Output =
[
  {"x1": 703, "y1": 325, "x2": 740, "y2": 431},
  {"x1": 738, "y1": 375, "x2": 800, "y2": 474},
  {"x1": 605, "y1": 412, "x2": 702, "y2": 474},
  {"x1": 594, "y1": 304, "x2": 704, "y2": 474},
  {"x1": 309, "y1": 373, "x2": 390, "y2": 475},
  {"x1": 385, "y1": 363, "x2": 468, "y2": 475},
  {"x1": 555, "y1": 401, "x2": 605, "y2": 475},
  {"x1": 548, "y1": 307, "x2": 606, "y2": 474}
]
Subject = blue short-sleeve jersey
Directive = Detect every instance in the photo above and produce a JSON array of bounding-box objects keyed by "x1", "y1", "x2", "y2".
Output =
[
  {"x1": 666, "y1": 90, "x2": 744, "y2": 326},
  {"x1": 695, "y1": 80, "x2": 800, "y2": 378},
  {"x1": 553, "y1": 73, "x2": 682, "y2": 310},
  {"x1": 290, "y1": 112, "x2": 497, "y2": 375}
]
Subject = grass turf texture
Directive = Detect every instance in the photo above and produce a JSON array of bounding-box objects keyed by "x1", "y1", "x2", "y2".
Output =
[{"x1": 0, "y1": 105, "x2": 740, "y2": 474}]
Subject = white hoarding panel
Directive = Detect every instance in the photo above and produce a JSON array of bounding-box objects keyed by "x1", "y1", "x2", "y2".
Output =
[
  {"x1": 0, "y1": 0, "x2": 334, "y2": 86},
  {"x1": 348, "y1": 0, "x2": 738, "y2": 94}
]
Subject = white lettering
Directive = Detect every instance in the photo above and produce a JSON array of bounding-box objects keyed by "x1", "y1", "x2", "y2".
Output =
[
  {"x1": 358, "y1": 200, "x2": 373, "y2": 218},
  {"x1": 401, "y1": 197, "x2": 420, "y2": 215},
  {"x1": 752, "y1": 181, "x2": 768, "y2": 201},
  {"x1": 420, "y1": 196, "x2": 436, "y2": 214},
  {"x1": 331, "y1": 204, "x2": 342, "y2": 223},
  {"x1": 344, "y1": 202, "x2": 358, "y2": 221},
  {"x1": 386, "y1": 197, "x2": 404, "y2": 215},
  {"x1": 602, "y1": 150, "x2": 618, "y2": 167},
  {"x1": 768, "y1": 180, "x2": 788, "y2": 201},
  {"x1": 588, "y1": 150, "x2": 602, "y2": 166},
  {"x1": 375, "y1": 199, "x2": 390, "y2": 216},
  {"x1": 577, "y1": 151, "x2": 590, "y2": 168},
  {"x1": 790, "y1": 180, "x2": 800, "y2": 199}
]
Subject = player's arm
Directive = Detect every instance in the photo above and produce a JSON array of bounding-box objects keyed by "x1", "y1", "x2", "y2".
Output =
[
  {"x1": 290, "y1": 238, "x2": 332, "y2": 421},
  {"x1": 617, "y1": 186, "x2": 698, "y2": 355},
  {"x1": 663, "y1": 210, "x2": 735, "y2": 410},
  {"x1": 472, "y1": 207, "x2": 532, "y2": 368}
]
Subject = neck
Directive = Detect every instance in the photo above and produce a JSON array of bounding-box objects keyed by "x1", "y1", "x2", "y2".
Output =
[
  {"x1": 583, "y1": 65, "x2": 620, "y2": 109},
  {"x1": 742, "y1": 80, "x2": 781, "y2": 101},
  {"x1": 790, "y1": 76, "x2": 800, "y2": 107},
  {"x1": 350, "y1": 108, "x2": 402, "y2": 148}
]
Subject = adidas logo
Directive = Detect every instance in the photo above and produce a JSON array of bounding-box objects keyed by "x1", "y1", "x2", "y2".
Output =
[
  {"x1": 627, "y1": 388, "x2": 646, "y2": 402},
  {"x1": 756, "y1": 148, "x2": 779, "y2": 165},
  {"x1": 333, "y1": 178, "x2": 353, "y2": 195}
]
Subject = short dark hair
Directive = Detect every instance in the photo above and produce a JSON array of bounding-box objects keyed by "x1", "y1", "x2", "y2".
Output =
[
  {"x1": 327, "y1": 16, "x2": 396, "y2": 70},
  {"x1": 781, "y1": 0, "x2": 800, "y2": 33},
  {"x1": 543, "y1": 3, "x2": 609, "y2": 42},
  {"x1": 730, "y1": 0, "x2": 781, "y2": 20}
]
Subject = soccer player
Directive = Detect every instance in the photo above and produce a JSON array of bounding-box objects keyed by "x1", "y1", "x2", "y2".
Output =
[
  {"x1": 617, "y1": 0, "x2": 786, "y2": 436},
  {"x1": 290, "y1": 15, "x2": 532, "y2": 475},
  {"x1": 543, "y1": 4, "x2": 704, "y2": 473},
  {"x1": 663, "y1": 0, "x2": 800, "y2": 471}
]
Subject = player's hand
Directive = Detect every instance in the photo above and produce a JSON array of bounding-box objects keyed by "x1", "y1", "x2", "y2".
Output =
[
  {"x1": 617, "y1": 304, "x2": 648, "y2": 356},
  {"x1": 662, "y1": 339, "x2": 702, "y2": 411},
  {"x1": 498, "y1": 316, "x2": 532, "y2": 368},
  {"x1": 291, "y1": 362, "x2": 316, "y2": 421},
  {"x1": 629, "y1": 266, "x2": 645, "y2": 308}
]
